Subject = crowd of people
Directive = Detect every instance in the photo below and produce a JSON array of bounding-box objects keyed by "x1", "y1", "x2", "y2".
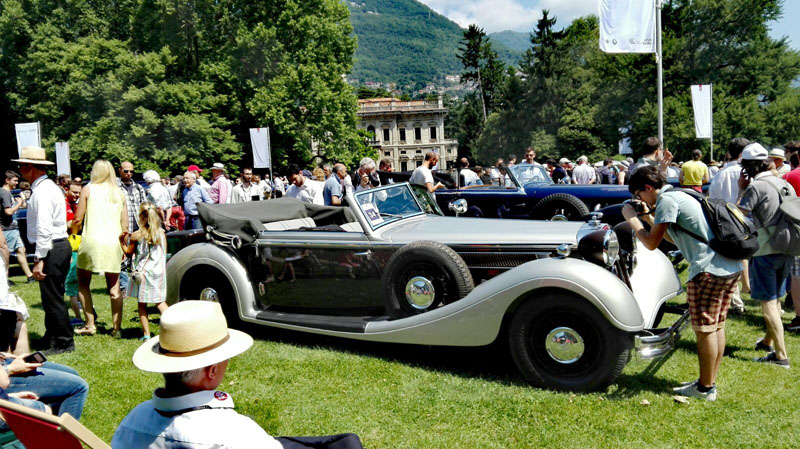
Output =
[{"x1": 0, "y1": 134, "x2": 798, "y2": 444}]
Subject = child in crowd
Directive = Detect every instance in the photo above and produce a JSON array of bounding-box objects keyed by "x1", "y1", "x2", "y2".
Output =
[{"x1": 120, "y1": 202, "x2": 168, "y2": 340}]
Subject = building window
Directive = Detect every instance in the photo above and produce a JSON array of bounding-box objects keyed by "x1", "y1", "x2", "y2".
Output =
[
  {"x1": 416, "y1": 160, "x2": 422, "y2": 167},
  {"x1": 401, "y1": 161, "x2": 408, "y2": 171},
  {"x1": 414, "y1": 127, "x2": 421, "y2": 141},
  {"x1": 430, "y1": 127, "x2": 437, "y2": 139},
  {"x1": 399, "y1": 128, "x2": 406, "y2": 141},
  {"x1": 367, "y1": 125, "x2": 375, "y2": 140},
  {"x1": 383, "y1": 128, "x2": 390, "y2": 142},
  {"x1": 384, "y1": 151, "x2": 391, "y2": 156},
  {"x1": 416, "y1": 150, "x2": 422, "y2": 154},
  {"x1": 401, "y1": 150, "x2": 407, "y2": 155}
]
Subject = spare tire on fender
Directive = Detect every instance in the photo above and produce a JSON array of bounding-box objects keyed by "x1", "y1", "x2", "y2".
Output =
[{"x1": 382, "y1": 240, "x2": 474, "y2": 319}]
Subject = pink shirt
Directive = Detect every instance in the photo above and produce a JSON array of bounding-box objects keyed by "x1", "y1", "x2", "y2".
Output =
[{"x1": 209, "y1": 176, "x2": 230, "y2": 204}]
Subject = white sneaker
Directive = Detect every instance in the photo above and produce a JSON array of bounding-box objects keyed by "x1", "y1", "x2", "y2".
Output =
[{"x1": 673, "y1": 382, "x2": 717, "y2": 401}]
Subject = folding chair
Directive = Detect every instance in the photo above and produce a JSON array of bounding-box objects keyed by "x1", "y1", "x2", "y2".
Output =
[{"x1": 0, "y1": 398, "x2": 110, "y2": 449}]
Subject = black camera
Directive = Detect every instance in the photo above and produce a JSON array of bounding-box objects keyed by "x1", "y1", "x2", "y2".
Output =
[{"x1": 624, "y1": 199, "x2": 647, "y2": 215}]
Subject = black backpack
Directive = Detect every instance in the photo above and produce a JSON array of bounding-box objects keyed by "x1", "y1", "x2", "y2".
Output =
[{"x1": 669, "y1": 188, "x2": 759, "y2": 260}]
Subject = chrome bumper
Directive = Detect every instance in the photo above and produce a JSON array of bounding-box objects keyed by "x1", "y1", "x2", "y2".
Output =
[{"x1": 634, "y1": 304, "x2": 690, "y2": 359}]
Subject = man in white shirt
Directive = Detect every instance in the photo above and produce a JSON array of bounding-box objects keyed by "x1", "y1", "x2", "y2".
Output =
[
  {"x1": 230, "y1": 168, "x2": 261, "y2": 204},
  {"x1": 770, "y1": 148, "x2": 790, "y2": 175},
  {"x1": 13, "y1": 146, "x2": 74, "y2": 354},
  {"x1": 410, "y1": 152, "x2": 445, "y2": 193},
  {"x1": 458, "y1": 157, "x2": 480, "y2": 186},
  {"x1": 112, "y1": 301, "x2": 282, "y2": 449},
  {"x1": 571, "y1": 155, "x2": 596, "y2": 185},
  {"x1": 286, "y1": 166, "x2": 324, "y2": 205},
  {"x1": 144, "y1": 170, "x2": 172, "y2": 228},
  {"x1": 708, "y1": 137, "x2": 751, "y2": 314}
]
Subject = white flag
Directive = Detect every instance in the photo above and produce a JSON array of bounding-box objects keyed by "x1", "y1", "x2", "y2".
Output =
[
  {"x1": 250, "y1": 128, "x2": 271, "y2": 168},
  {"x1": 14, "y1": 122, "x2": 41, "y2": 156},
  {"x1": 55, "y1": 142, "x2": 71, "y2": 176},
  {"x1": 691, "y1": 84, "x2": 713, "y2": 139},
  {"x1": 599, "y1": 0, "x2": 657, "y2": 54}
]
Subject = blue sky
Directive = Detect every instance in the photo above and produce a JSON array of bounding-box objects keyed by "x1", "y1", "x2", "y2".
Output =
[{"x1": 418, "y1": 0, "x2": 799, "y2": 50}]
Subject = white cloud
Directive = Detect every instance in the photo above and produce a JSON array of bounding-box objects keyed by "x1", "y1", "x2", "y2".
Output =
[{"x1": 418, "y1": 0, "x2": 597, "y2": 33}]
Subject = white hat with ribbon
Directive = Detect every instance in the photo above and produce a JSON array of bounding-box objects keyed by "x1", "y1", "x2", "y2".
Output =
[{"x1": 132, "y1": 301, "x2": 253, "y2": 373}]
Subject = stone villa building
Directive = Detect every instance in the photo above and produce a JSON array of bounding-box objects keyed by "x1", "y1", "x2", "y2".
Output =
[{"x1": 357, "y1": 97, "x2": 458, "y2": 171}]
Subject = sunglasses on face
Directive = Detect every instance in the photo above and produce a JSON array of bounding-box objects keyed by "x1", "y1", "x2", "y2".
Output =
[{"x1": 122, "y1": 169, "x2": 134, "y2": 174}]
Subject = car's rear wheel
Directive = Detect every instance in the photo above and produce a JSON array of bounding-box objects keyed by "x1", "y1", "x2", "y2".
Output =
[
  {"x1": 531, "y1": 193, "x2": 590, "y2": 221},
  {"x1": 508, "y1": 292, "x2": 631, "y2": 392},
  {"x1": 382, "y1": 241, "x2": 473, "y2": 319},
  {"x1": 180, "y1": 266, "x2": 242, "y2": 328}
]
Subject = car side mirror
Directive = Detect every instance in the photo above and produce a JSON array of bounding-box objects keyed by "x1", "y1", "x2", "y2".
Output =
[{"x1": 448, "y1": 199, "x2": 468, "y2": 216}]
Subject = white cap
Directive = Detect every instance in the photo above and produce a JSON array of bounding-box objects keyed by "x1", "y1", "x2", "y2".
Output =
[
  {"x1": 742, "y1": 143, "x2": 768, "y2": 161},
  {"x1": 558, "y1": 158, "x2": 571, "y2": 165}
]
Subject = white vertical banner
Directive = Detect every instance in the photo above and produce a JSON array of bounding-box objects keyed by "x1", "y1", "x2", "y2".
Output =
[
  {"x1": 14, "y1": 122, "x2": 42, "y2": 155},
  {"x1": 250, "y1": 127, "x2": 271, "y2": 168},
  {"x1": 618, "y1": 137, "x2": 632, "y2": 155},
  {"x1": 55, "y1": 142, "x2": 71, "y2": 176},
  {"x1": 599, "y1": 0, "x2": 657, "y2": 53},
  {"x1": 691, "y1": 84, "x2": 713, "y2": 139}
]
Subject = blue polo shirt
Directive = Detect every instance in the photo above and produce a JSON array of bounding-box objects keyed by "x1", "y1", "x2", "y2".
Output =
[
  {"x1": 183, "y1": 184, "x2": 211, "y2": 216},
  {"x1": 323, "y1": 176, "x2": 343, "y2": 206}
]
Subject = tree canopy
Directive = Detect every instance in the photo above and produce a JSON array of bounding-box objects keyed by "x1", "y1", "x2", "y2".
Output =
[
  {"x1": 454, "y1": 0, "x2": 800, "y2": 165},
  {"x1": 0, "y1": 0, "x2": 367, "y2": 177}
]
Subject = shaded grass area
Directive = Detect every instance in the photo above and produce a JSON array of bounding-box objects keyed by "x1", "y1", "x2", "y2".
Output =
[{"x1": 8, "y1": 263, "x2": 800, "y2": 448}]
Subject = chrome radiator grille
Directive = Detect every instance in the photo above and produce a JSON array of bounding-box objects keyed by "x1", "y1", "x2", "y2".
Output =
[{"x1": 457, "y1": 252, "x2": 549, "y2": 269}]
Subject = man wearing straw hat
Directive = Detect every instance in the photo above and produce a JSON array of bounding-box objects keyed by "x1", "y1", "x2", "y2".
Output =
[
  {"x1": 13, "y1": 146, "x2": 74, "y2": 354},
  {"x1": 112, "y1": 301, "x2": 282, "y2": 448}
]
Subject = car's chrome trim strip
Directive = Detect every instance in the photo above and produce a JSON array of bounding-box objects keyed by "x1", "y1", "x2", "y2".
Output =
[{"x1": 254, "y1": 240, "x2": 562, "y2": 251}]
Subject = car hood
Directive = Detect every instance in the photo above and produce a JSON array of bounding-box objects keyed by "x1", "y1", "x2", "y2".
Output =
[{"x1": 379, "y1": 215, "x2": 587, "y2": 246}]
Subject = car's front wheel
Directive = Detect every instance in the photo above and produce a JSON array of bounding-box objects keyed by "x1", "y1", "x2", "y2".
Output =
[
  {"x1": 382, "y1": 241, "x2": 473, "y2": 319},
  {"x1": 508, "y1": 292, "x2": 631, "y2": 392}
]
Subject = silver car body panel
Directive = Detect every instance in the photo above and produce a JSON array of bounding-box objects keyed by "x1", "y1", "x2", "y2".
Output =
[{"x1": 166, "y1": 239, "x2": 682, "y2": 347}]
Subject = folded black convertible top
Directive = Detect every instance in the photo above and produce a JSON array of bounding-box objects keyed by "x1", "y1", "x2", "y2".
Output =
[{"x1": 197, "y1": 198, "x2": 357, "y2": 244}]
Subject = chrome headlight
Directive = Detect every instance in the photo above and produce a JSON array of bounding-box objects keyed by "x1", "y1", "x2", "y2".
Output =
[{"x1": 578, "y1": 230, "x2": 619, "y2": 268}]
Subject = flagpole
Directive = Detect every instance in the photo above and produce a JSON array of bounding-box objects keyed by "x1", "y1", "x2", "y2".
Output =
[
  {"x1": 709, "y1": 84, "x2": 714, "y2": 162},
  {"x1": 656, "y1": 0, "x2": 664, "y2": 145}
]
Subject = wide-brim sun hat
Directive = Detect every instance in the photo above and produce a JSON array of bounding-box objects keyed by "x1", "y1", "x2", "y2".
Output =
[
  {"x1": 208, "y1": 162, "x2": 226, "y2": 172},
  {"x1": 11, "y1": 146, "x2": 55, "y2": 165},
  {"x1": 133, "y1": 300, "x2": 253, "y2": 373},
  {"x1": 769, "y1": 148, "x2": 786, "y2": 160}
]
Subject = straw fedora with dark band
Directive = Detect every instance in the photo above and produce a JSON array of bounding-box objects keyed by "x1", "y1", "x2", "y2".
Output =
[
  {"x1": 132, "y1": 301, "x2": 253, "y2": 373},
  {"x1": 11, "y1": 146, "x2": 54, "y2": 165}
]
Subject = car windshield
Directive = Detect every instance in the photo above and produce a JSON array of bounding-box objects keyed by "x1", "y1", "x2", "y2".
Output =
[
  {"x1": 354, "y1": 183, "x2": 428, "y2": 230},
  {"x1": 509, "y1": 164, "x2": 552, "y2": 186}
]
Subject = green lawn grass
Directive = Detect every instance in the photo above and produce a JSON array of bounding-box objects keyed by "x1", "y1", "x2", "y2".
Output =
[{"x1": 8, "y1": 264, "x2": 800, "y2": 448}]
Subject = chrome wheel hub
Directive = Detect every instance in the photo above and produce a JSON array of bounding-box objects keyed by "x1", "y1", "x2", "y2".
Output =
[
  {"x1": 199, "y1": 287, "x2": 219, "y2": 303},
  {"x1": 545, "y1": 327, "x2": 584, "y2": 364},
  {"x1": 405, "y1": 276, "x2": 435, "y2": 310},
  {"x1": 550, "y1": 213, "x2": 568, "y2": 222}
]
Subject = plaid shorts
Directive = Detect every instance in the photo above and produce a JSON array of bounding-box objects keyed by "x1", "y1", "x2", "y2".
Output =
[
  {"x1": 792, "y1": 257, "x2": 800, "y2": 277},
  {"x1": 686, "y1": 272, "x2": 740, "y2": 332}
]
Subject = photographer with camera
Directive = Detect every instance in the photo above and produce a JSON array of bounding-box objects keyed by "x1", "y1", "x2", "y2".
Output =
[{"x1": 622, "y1": 161, "x2": 742, "y2": 401}]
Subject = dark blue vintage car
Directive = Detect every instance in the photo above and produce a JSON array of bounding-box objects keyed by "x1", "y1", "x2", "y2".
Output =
[{"x1": 431, "y1": 164, "x2": 632, "y2": 222}]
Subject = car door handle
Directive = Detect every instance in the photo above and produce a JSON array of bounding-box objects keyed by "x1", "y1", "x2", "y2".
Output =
[{"x1": 354, "y1": 250, "x2": 372, "y2": 259}]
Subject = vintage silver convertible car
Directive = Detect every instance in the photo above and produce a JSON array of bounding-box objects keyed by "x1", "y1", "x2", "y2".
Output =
[{"x1": 165, "y1": 182, "x2": 688, "y2": 392}]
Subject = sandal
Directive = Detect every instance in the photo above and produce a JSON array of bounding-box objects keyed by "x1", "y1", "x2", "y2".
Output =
[
  {"x1": 74, "y1": 326, "x2": 97, "y2": 336},
  {"x1": 110, "y1": 329, "x2": 122, "y2": 339},
  {"x1": 139, "y1": 335, "x2": 151, "y2": 341}
]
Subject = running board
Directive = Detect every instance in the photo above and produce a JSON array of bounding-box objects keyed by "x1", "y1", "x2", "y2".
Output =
[{"x1": 255, "y1": 310, "x2": 387, "y2": 333}]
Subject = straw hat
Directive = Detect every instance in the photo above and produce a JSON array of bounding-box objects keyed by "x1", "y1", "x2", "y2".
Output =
[
  {"x1": 769, "y1": 148, "x2": 786, "y2": 160},
  {"x1": 132, "y1": 301, "x2": 253, "y2": 373},
  {"x1": 11, "y1": 146, "x2": 54, "y2": 165},
  {"x1": 209, "y1": 162, "x2": 226, "y2": 172}
]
